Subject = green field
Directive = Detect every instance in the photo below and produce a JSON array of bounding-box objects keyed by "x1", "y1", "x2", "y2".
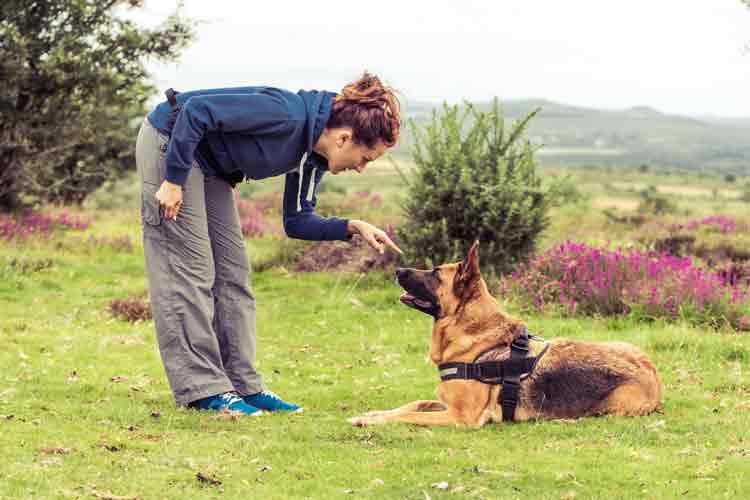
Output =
[{"x1": 1, "y1": 164, "x2": 749, "y2": 499}]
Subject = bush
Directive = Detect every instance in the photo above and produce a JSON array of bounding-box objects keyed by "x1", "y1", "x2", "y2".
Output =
[
  {"x1": 553, "y1": 177, "x2": 587, "y2": 205},
  {"x1": 636, "y1": 215, "x2": 750, "y2": 266},
  {"x1": 0, "y1": 1, "x2": 194, "y2": 211},
  {"x1": 0, "y1": 211, "x2": 91, "y2": 240},
  {"x1": 740, "y1": 183, "x2": 750, "y2": 203},
  {"x1": 397, "y1": 99, "x2": 564, "y2": 275},
  {"x1": 500, "y1": 241, "x2": 750, "y2": 331},
  {"x1": 637, "y1": 188, "x2": 676, "y2": 215},
  {"x1": 235, "y1": 193, "x2": 282, "y2": 237}
]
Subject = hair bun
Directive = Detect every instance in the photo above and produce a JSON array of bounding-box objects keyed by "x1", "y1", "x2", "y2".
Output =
[{"x1": 329, "y1": 71, "x2": 401, "y2": 147}]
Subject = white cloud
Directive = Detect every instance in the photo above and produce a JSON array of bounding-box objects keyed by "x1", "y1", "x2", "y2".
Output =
[{"x1": 135, "y1": 0, "x2": 750, "y2": 116}]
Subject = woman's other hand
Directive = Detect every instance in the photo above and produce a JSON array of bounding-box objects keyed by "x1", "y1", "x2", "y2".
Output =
[
  {"x1": 347, "y1": 220, "x2": 403, "y2": 255},
  {"x1": 155, "y1": 180, "x2": 183, "y2": 220}
]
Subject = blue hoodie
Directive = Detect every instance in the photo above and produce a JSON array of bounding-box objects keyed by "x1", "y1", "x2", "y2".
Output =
[{"x1": 147, "y1": 86, "x2": 350, "y2": 241}]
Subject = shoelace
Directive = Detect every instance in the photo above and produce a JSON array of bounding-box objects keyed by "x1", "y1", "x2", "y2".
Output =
[
  {"x1": 258, "y1": 390, "x2": 281, "y2": 400},
  {"x1": 218, "y1": 392, "x2": 243, "y2": 406}
]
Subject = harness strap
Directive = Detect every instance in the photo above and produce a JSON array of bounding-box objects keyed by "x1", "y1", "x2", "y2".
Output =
[
  {"x1": 436, "y1": 329, "x2": 549, "y2": 422},
  {"x1": 438, "y1": 357, "x2": 537, "y2": 383},
  {"x1": 502, "y1": 332, "x2": 529, "y2": 421}
]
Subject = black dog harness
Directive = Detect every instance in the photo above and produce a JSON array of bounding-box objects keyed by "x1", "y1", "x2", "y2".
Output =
[{"x1": 437, "y1": 327, "x2": 549, "y2": 422}]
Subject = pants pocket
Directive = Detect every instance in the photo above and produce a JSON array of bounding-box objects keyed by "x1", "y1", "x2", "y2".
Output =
[{"x1": 141, "y1": 182, "x2": 165, "y2": 238}]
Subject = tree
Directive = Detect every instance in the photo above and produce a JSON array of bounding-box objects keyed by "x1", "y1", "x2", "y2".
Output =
[
  {"x1": 397, "y1": 100, "x2": 565, "y2": 276},
  {"x1": 0, "y1": 0, "x2": 194, "y2": 211}
]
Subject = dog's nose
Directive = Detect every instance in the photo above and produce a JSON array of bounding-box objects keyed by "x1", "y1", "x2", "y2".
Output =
[{"x1": 395, "y1": 267, "x2": 407, "y2": 278}]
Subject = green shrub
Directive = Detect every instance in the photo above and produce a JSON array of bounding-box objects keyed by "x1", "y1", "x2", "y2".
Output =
[
  {"x1": 637, "y1": 188, "x2": 676, "y2": 215},
  {"x1": 397, "y1": 99, "x2": 564, "y2": 275},
  {"x1": 740, "y1": 183, "x2": 750, "y2": 203}
]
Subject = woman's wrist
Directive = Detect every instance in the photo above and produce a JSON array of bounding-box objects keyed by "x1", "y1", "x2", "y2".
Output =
[{"x1": 347, "y1": 220, "x2": 361, "y2": 235}]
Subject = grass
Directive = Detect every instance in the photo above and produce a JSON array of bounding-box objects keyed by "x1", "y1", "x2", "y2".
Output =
[
  {"x1": 2, "y1": 165, "x2": 749, "y2": 499},
  {"x1": 1, "y1": 221, "x2": 750, "y2": 499}
]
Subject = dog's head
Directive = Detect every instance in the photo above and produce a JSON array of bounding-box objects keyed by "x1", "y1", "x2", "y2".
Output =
[{"x1": 396, "y1": 240, "x2": 484, "y2": 319}]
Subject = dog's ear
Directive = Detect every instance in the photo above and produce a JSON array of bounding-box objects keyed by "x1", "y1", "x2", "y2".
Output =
[
  {"x1": 454, "y1": 240, "x2": 481, "y2": 299},
  {"x1": 464, "y1": 240, "x2": 480, "y2": 277}
]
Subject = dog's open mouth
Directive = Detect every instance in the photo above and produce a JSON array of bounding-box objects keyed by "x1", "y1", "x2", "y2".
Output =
[{"x1": 399, "y1": 292, "x2": 437, "y2": 314}]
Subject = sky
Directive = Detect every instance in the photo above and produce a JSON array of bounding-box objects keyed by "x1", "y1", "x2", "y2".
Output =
[{"x1": 131, "y1": 0, "x2": 750, "y2": 117}]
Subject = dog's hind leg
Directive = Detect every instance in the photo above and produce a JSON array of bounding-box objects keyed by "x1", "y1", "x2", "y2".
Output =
[{"x1": 598, "y1": 380, "x2": 661, "y2": 416}]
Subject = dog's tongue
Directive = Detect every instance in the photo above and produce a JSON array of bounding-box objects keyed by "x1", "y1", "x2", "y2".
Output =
[
  {"x1": 400, "y1": 292, "x2": 431, "y2": 308},
  {"x1": 399, "y1": 292, "x2": 414, "y2": 305}
]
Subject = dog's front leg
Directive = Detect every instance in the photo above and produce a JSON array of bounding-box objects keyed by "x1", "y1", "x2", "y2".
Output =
[
  {"x1": 357, "y1": 400, "x2": 447, "y2": 418},
  {"x1": 349, "y1": 402, "x2": 486, "y2": 427}
]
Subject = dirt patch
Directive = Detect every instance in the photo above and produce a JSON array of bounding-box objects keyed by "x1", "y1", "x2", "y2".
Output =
[{"x1": 291, "y1": 229, "x2": 399, "y2": 273}]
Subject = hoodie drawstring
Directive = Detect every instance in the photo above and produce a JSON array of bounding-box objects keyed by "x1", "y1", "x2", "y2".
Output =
[
  {"x1": 296, "y1": 152, "x2": 308, "y2": 212},
  {"x1": 306, "y1": 167, "x2": 317, "y2": 202}
]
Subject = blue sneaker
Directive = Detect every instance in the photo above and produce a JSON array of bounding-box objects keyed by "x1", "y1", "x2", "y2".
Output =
[
  {"x1": 188, "y1": 392, "x2": 263, "y2": 416},
  {"x1": 243, "y1": 390, "x2": 301, "y2": 412}
]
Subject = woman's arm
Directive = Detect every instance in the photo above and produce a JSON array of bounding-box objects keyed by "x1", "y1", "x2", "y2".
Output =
[{"x1": 282, "y1": 168, "x2": 402, "y2": 255}]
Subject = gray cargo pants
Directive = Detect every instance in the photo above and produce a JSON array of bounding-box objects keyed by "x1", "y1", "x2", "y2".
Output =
[{"x1": 135, "y1": 118, "x2": 264, "y2": 406}]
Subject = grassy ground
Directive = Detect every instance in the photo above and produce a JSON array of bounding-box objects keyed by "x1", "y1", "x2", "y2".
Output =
[{"x1": 2, "y1": 166, "x2": 750, "y2": 499}]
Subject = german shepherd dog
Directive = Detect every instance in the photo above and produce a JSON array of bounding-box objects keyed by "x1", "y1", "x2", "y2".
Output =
[{"x1": 349, "y1": 242, "x2": 661, "y2": 427}]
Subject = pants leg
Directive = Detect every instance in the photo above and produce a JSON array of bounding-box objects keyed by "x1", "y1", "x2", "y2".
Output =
[
  {"x1": 205, "y1": 176, "x2": 265, "y2": 395},
  {"x1": 135, "y1": 119, "x2": 234, "y2": 406}
]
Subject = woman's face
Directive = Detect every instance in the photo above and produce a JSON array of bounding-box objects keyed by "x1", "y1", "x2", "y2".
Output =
[{"x1": 327, "y1": 132, "x2": 388, "y2": 175}]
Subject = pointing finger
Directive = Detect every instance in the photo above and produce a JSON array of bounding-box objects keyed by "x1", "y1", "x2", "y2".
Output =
[{"x1": 378, "y1": 232, "x2": 403, "y2": 255}]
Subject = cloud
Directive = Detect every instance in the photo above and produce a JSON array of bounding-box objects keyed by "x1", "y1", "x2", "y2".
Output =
[{"x1": 138, "y1": 0, "x2": 750, "y2": 116}]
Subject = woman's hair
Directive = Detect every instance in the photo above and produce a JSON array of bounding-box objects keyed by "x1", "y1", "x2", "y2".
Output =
[{"x1": 328, "y1": 72, "x2": 401, "y2": 148}]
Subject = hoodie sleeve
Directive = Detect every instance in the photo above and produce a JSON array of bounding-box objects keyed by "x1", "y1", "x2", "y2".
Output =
[
  {"x1": 164, "y1": 92, "x2": 292, "y2": 186},
  {"x1": 282, "y1": 165, "x2": 352, "y2": 241}
]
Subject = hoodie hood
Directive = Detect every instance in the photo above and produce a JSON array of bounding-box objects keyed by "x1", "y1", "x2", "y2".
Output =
[{"x1": 297, "y1": 89, "x2": 337, "y2": 169}]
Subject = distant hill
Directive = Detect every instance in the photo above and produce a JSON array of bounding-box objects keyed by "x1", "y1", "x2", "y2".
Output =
[{"x1": 395, "y1": 99, "x2": 750, "y2": 174}]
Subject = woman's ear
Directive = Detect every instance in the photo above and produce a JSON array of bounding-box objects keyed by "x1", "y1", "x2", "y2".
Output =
[{"x1": 335, "y1": 129, "x2": 352, "y2": 148}]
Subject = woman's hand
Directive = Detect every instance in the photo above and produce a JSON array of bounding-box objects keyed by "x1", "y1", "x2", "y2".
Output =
[
  {"x1": 347, "y1": 220, "x2": 403, "y2": 255},
  {"x1": 155, "y1": 180, "x2": 183, "y2": 220}
]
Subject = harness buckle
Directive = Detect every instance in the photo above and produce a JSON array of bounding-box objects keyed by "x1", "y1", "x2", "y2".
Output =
[{"x1": 511, "y1": 342, "x2": 529, "y2": 353}]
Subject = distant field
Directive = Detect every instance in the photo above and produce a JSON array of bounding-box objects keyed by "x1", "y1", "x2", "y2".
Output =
[
  {"x1": 610, "y1": 181, "x2": 743, "y2": 199},
  {"x1": 400, "y1": 99, "x2": 750, "y2": 173},
  {"x1": 537, "y1": 147, "x2": 627, "y2": 156}
]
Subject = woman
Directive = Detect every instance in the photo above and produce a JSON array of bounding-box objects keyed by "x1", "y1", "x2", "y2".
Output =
[{"x1": 135, "y1": 72, "x2": 402, "y2": 415}]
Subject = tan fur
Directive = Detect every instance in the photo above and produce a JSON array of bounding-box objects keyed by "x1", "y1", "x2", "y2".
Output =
[{"x1": 349, "y1": 241, "x2": 662, "y2": 427}]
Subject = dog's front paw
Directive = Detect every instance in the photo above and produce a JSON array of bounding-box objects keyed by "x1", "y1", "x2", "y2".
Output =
[
  {"x1": 359, "y1": 409, "x2": 389, "y2": 417},
  {"x1": 348, "y1": 415, "x2": 379, "y2": 427}
]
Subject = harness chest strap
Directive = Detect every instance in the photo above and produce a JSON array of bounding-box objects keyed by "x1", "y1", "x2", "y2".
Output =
[{"x1": 437, "y1": 329, "x2": 549, "y2": 422}]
